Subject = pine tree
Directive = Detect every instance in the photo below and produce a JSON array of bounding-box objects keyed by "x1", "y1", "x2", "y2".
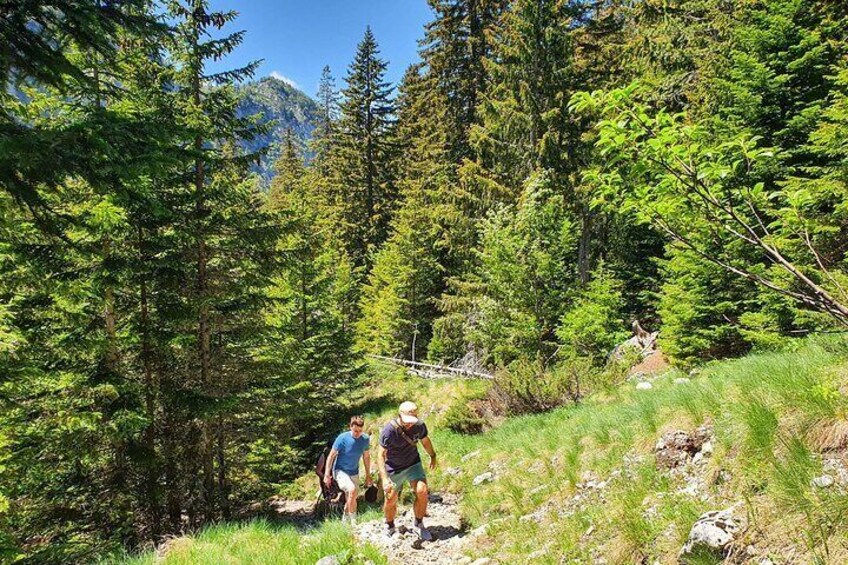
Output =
[
  {"x1": 257, "y1": 133, "x2": 360, "y2": 489},
  {"x1": 357, "y1": 2, "x2": 507, "y2": 363},
  {"x1": 354, "y1": 65, "x2": 442, "y2": 358},
  {"x1": 420, "y1": 0, "x2": 507, "y2": 162},
  {"x1": 0, "y1": 2, "x2": 185, "y2": 556},
  {"x1": 0, "y1": 1, "x2": 164, "y2": 211},
  {"x1": 166, "y1": 0, "x2": 270, "y2": 524},
  {"x1": 431, "y1": 0, "x2": 597, "y2": 362},
  {"x1": 310, "y1": 66, "x2": 341, "y2": 174},
  {"x1": 328, "y1": 27, "x2": 398, "y2": 269}
]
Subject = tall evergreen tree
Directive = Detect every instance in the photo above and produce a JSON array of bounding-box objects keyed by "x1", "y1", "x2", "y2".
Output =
[
  {"x1": 328, "y1": 27, "x2": 398, "y2": 269},
  {"x1": 421, "y1": 0, "x2": 507, "y2": 162},
  {"x1": 0, "y1": 1, "x2": 164, "y2": 211},
  {"x1": 355, "y1": 64, "x2": 446, "y2": 358},
  {"x1": 257, "y1": 133, "x2": 360, "y2": 489},
  {"x1": 166, "y1": 0, "x2": 270, "y2": 524},
  {"x1": 310, "y1": 65, "x2": 341, "y2": 173}
]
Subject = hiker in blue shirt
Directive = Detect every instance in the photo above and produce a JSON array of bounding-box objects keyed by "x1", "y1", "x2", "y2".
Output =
[
  {"x1": 378, "y1": 401, "x2": 438, "y2": 541},
  {"x1": 323, "y1": 415, "x2": 373, "y2": 524}
]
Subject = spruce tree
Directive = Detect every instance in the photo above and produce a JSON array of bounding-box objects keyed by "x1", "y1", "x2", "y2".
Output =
[
  {"x1": 329, "y1": 27, "x2": 398, "y2": 269},
  {"x1": 0, "y1": 2, "x2": 184, "y2": 557},
  {"x1": 259, "y1": 133, "x2": 360, "y2": 488},
  {"x1": 0, "y1": 1, "x2": 164, "y2": 211},
  {"x1": 421, "y1": 0, "x2": 507, "y2": 162},
  {"x1": 356, "y1": 64, "x2": 447, "y2": 358},
  {"x1": 165, "y1": 0, "x2": 271, "y2": 524}
]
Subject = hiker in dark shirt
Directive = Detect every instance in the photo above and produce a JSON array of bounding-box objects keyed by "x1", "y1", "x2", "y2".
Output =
[{"x1": 378, "y1": 401, "x2": 437, "y2": 541}]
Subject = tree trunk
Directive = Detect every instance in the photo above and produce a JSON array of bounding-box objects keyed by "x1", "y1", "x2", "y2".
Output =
[
  {"x1": 216, "y1": 414, "x2": 230, "y2": 519},
  {"x1": 138, "y1": 226, "x2": 161, "y2": 538},
  {"x1": 164, "y1": 410, "x2": 182, "y2": 531},
  {"x1": 190, "y1": 3, "x2": 216, "y2": 520},
  {"x1": 578, "y1": 204, "x2": 593, "y2": 285}
]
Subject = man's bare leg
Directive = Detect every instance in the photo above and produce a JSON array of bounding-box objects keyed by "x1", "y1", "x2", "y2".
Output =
[
  {"x1": 383, "y1": 487, "x2": 398, "y2": 524},
  {"x1": 411, "y1": 480, "x2": 432, "y2": 541},
  {"x1": 412, "y1": 480, "x2": 428, "y2": 520},
  {"x1": 344, "y1": 486, "x2": 358, "y2": 517}
]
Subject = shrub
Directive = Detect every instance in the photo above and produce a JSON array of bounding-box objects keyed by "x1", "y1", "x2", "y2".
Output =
[
  {"x1": 556, "y1": 265, "x2": 628, "y2": 362},
  {"x1": 489, "y1": 357, "x2": 584, "y2": 415},
  {"x1": 443, "y1": 399, "x2": 487, "y2": 434}
]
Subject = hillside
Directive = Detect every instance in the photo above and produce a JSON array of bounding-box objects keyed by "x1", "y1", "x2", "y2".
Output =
[
  {"x1": 237, "y1": 76, "x2": 320, "y2": 179},
  {"x1": 115, "y1": 337, "x2": 848, "y2": 564}
]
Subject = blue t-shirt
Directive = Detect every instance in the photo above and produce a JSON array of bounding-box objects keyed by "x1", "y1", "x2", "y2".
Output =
[
  {"x1": 331, "y1": 431, "x2": 370, "y2": 475},
  {"x1": 379, "y1": 420, "x2": 428, "y2": 473}
]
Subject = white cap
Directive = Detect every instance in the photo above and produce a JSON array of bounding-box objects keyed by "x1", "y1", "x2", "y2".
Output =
[{"x1": 399, "y1": 401, "x2": 419, "y2": 425}]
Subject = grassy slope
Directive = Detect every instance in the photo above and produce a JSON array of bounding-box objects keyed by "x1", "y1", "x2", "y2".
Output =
[
  {"x1": 115, "y1": 338, "x2": 848, "y2": 564},
  {"x1": 104, "y1": 520, "x2": 387, "y2": 565},
  {"x1": 432, "y1": 338, "x2": 848, "y2": 564}
]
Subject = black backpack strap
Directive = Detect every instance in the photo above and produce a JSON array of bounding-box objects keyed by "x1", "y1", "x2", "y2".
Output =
[{"x1": 391, "y1": 418, "x2": 419, "y2": 448}]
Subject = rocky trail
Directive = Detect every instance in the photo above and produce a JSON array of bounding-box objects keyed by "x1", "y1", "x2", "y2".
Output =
[
  {"x1": 268, "y1": 491, "x2": 485, "y2": 565},
  {"x1": 353, "y1": 492, "x2": 484, "y2": 565}
]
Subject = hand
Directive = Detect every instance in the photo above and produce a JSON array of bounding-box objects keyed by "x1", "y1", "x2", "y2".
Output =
[
  {"x1": 365, "y1": 477, "x2": 374, "y2": 488},
  {"x1": 429, "y1": 454, "x2": 437, "y2": 471},
  {"x1": 323, "y1": 474, "x2": 332, "y2": 488},
  {"x1": 383, "y1": 481, "x2": 395, "y2": 497}
]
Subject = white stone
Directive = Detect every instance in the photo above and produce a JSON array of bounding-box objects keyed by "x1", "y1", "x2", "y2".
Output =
[
  {"x1": 636, "y1": 381, "x2": 653, "y2": 390},
  {"x1": 461, "y1": 450, "x2": 481, "y2": 462},
  {"x1": 473, "y1": 472, "x2": 495, "y2": 486},
  {"x1": 811, "y1": 475, "x2": 835, "y2": 488},
  {"x1": 454, "y1": 558, "x2": 473, "y2": 565},
  {"x1": 701, "y1": 441, "x2": 713, "y2": 456},
  {"x1": 527, "y1": 549, "x2": 547, "y2": 560},
  {"x1": 470, "y1": 559, "x2": 492, "y2": 565},
  {"x1": 674, "y1": 378, "x2": 691, "y2": 385},
  {"x1": 680, "y1": 506, "x2": 746, "y2": 558},
  {"x1": 745, "y1": 544, "x2": 758, "y2": 556},
  {"x1": 823, "y1": 458, "x2": 848, "y2": 484},
  {"x1": 518, "y1": 512, "x2": 542, "y2": 523},
  {"x1": 315, "y1": 556, "x2": 342, "y2": 565}
]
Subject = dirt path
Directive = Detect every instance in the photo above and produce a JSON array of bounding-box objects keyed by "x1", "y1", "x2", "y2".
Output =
[{"x1": 354, "y1": 492, "x2": 478, "y2": 565}]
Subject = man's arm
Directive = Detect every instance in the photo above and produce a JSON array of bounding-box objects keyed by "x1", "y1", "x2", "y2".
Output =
[
  {"x1": 363, "y1": 450, "x2": 373, "y2": 486},
  {"x1": 378, "y1": 444, "x2": 393, "y2": 494},
  {"x1": 421, "y1": 437, "x2": 437, "y2": 470},
  {"x1": 323, "y1": 448, "x2": 338, "y2": 487}
]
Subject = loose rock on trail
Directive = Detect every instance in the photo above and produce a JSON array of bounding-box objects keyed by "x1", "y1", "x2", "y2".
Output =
[{"x1": 355, "y1": 492, "x2": 475, "y2": 565}]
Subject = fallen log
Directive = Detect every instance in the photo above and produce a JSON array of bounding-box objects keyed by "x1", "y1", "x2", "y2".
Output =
[{"x1": 367, "y1": 354, "x2": 494, "y2": 380}]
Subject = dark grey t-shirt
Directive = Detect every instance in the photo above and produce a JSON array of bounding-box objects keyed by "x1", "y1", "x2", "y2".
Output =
[{"x1": 379, "y1": 419, "x2": 428, "y2": 473}]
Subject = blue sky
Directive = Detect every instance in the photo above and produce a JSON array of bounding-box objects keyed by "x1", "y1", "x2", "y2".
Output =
[{"x1": 205, "y1": 1, "x2": 434, "y2": 98}]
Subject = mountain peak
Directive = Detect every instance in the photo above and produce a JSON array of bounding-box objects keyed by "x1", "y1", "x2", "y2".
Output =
[{"x1": 237, "y1": 76, "x2": 320, "y2": 179}]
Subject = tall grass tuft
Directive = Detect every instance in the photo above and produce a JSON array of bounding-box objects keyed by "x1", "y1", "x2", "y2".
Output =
[{"x1": 104, "y1": 520, "x2": 387, "y2": 565}]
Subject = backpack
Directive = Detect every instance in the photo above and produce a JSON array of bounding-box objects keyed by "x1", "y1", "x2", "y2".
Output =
[{"x1": 315, "y1": 440, "x2": 334, "y2": 478}]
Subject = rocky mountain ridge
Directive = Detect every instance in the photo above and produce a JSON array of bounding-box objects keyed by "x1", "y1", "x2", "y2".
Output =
[{"x1": 237, "y1": 76, "x2": 320, "y2": 180}]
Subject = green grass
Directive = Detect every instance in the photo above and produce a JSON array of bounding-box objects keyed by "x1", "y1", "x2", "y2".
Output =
[
  {"x1": 104, "y1": 519, "x2": 387, "y2": 565},
  {"x1": 112, "y1": 337, "x2": 848, "y2": 564},
  {"x1": 422, "y1": 337, "x2": 848, "y2": 563}
]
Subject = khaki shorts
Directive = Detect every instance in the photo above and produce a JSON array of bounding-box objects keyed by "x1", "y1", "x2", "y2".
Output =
[
  {"x1": 387, "y1": 461, "x2": 427, "y2": 493},
  {"x1": 333, "y1": 469, "x2": 359, "y2": 494}
]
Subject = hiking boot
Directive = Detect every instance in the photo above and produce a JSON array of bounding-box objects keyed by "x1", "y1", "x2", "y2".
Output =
[
  {"x1": 385, "y1": 524, "x2": 397, "y2": 538},
  {"x1": 413, "y1": 523, "x2": 432, "y2": 542}
]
